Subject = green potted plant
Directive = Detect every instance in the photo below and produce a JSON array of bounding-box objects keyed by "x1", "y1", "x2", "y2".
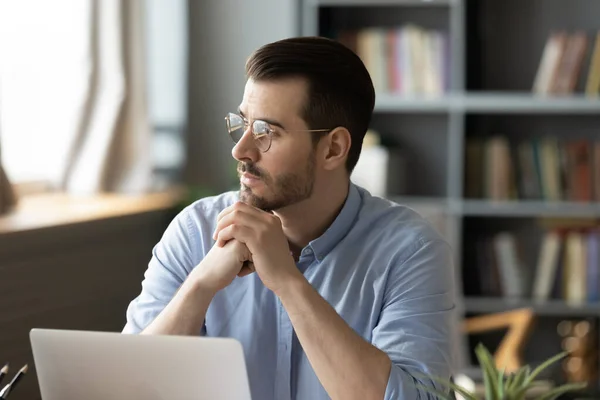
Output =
[{"x1": 419, "y1": 343, "x2": 587, "y2": 400}]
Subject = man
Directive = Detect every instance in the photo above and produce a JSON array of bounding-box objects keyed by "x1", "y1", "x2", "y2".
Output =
[{"x1": 123, "y1": 36, "x2": 455, "y2": 399}]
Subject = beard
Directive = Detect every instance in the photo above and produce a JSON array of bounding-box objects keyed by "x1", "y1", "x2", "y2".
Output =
[{"x1": 238, "y1": 152, "x2": 316, "y2": 212}]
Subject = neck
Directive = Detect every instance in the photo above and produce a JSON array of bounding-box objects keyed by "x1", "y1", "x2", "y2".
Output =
[{"x1": 274, "y1": 178, "x2": 350, "y2": 257}]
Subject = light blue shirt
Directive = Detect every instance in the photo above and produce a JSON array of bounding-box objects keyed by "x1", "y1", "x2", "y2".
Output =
[{"x1": 123, "y1": 183, "x2": 455, "y2": 399}]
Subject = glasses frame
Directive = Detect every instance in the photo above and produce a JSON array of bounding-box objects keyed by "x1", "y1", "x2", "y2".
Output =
[{"x1": 225, "y1": 112, "x2": 332, "y2": 153}]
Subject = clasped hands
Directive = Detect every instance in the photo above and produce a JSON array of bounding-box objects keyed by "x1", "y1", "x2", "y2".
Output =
[{"x1": 209, "y1": 201, "x2": 301, "y2": 294}]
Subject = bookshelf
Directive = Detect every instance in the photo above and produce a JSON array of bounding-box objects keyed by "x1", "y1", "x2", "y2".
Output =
[
  {"x1": 302, "y1": 0, "x2": 600, "y2": 392},
  {"x1": 314, "y1": 0, "x2": 457, "y2": 6},
  {"x1": 375, "y1": 93, "x2": 600, "y2": 113},
  {"x1": 461, "y1": 200, "x2": 600, "y2": 218},
  {"x1": 464, "y1": 297, "x2": 600, "y2": 317}
]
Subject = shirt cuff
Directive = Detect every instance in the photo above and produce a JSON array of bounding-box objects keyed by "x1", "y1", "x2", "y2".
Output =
[{"x1": 384, "y1": 363, "x2": 450, "y2": 400}]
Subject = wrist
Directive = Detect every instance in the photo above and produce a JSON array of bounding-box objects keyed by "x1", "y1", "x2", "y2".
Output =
[
  {"x1": 188, "y1": 268, "x2": 219, "y2": 299},
  {"x1": 274, "y1": 269, "x2": 308, "y2": 299}
]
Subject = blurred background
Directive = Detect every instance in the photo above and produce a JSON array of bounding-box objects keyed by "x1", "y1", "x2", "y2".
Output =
[{"x1": 1, "y1": 0, "x2": 600, "y2": 398}]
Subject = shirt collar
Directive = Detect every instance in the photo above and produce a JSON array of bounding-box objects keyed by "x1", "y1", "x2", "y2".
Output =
[{"x1": 306, "y1": 182, "x2": 362, "y2": 262}]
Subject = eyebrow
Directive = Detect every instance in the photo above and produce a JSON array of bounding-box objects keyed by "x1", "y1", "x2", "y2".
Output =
[{"x1": 238, "y1": 109, "x2": 287, "y2": 131}]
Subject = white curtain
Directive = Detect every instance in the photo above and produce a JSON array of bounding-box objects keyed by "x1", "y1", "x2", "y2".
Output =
[
  {"x1": 61, "y1": 0, "x2": 151, "y2": 194},
  {"x1": 0, "y1": 0, "x2": 152, "y2": 196}
]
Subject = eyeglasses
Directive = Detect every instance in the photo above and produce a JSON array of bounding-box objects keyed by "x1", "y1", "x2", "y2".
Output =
[{"x1": 225, "y1": 112, "x2": 331, "y2": 153}]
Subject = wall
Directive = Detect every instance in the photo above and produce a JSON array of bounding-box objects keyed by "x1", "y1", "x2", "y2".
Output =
[
  {"x1": 185, "y1": 0, "x2": 299, "y2": 191},
  {"x1": 146, "y1": 0, "x2": 188, "y2": 183}
]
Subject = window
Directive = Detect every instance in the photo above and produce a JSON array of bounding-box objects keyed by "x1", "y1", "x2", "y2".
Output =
[
  {"x1": 0, "y1": 1, "x2": 91, "y2": 186},
  {"x1": 0, "y1": 0, "x2": 187, "y2": 191}
]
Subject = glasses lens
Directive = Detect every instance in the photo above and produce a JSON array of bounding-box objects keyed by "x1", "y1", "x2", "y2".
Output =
[
  {"x1": 226, "y1": 113, "x2": 245, "y2": 143},
  {"x1": 253, "y1": 120, "x2": 271, "y2": 152}
]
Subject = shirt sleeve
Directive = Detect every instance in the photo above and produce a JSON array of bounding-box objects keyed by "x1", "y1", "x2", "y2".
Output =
[
  {"x1": 122, "y1": 207, "x2": 199, "y2": 334},
  {"x1": 372, "y1": 238, "x2": 456, "y2": 399}
]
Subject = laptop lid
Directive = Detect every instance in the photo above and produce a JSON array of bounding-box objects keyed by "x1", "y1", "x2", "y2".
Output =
[{"x1": 30, "y1": 328, "x2": 252, "y2": 400}]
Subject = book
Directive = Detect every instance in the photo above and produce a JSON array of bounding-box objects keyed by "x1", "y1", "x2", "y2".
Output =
[
  {"x1": 564, "y1": 231, "x2": 586, "y2": 304},
  {"x1": 338, "y1": 24, "x2": 450, "y2": 95},
  {"x1": 585, "y1": 31, "x2": 600, "y2": 96},
  {"x1": 552, "y1": 32, "x2": 589, "y2": 94},
  {"x1": 493, "y1": 232, "x2": 526, "y2": 298},
  {"x1": 533, "y1": 32, "x2": 568, "y2": 95},
  {"x1": 532, "y1": 231, "x2": 562, "y2": 301}
]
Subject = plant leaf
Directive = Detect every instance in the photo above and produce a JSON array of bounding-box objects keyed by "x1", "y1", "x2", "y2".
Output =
[
  {"x1": 475, "y1": 344, "x2": 499, "y2": 399},
  {"x1": 524, "y1": 352, "x2": 568, "y2": 385},
  {"x1": 530, "y1": 382, "x2": 587, "y2": 400},
  {"x1": 511, "y1": 380, "x2": 554, "y2": 399},
  {"x1": 497, "y1": 367, "x2": 505, "y2": 399},
  {"x1": 434, "y1": 381, "x2": 478, "y2": 400},
  {"x1": 415, "y1": 384, "x2": 453, "y2": 400},
  {"x1": 504, "y1": 372, "x2": 514, "y2": 394},
  {"x1": 506, "y1": 365, "x2": 530, "y2": 396},
  {"x1": 412, "y1": 373, "x2": 478, "y2": 400}
]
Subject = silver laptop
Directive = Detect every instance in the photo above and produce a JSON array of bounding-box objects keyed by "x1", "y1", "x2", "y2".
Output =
[{"x1": 30, "y1": 328, "x2": 252, "y2": 400}]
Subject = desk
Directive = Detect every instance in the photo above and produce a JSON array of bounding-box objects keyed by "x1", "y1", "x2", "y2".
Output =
[{"x1": 0, "y1": 190, "x2": 181, "y2": 399}]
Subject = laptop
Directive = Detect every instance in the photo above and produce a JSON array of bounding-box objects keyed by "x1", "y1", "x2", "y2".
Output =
[{"x1": 30, "y1": 328, "x2": 252, "y2": 400}]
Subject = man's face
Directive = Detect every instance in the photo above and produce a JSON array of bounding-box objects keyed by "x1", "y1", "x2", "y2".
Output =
[{"x1": 233, "y1": 78, "x2": 318, "y2": 212}]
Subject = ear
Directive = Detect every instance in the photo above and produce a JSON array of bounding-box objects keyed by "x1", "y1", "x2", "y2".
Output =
[{"x1": 320, "y1": 127, "x2": 351, "y2": 171}]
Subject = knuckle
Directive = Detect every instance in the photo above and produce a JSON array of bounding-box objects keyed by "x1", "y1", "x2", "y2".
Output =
[{"x1": 257, "y1": 227, "x2": 268, "y2": 241}]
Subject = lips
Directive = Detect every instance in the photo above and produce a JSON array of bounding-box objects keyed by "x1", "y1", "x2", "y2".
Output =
[
  {"x1": 242, "y1": 172, "x2": 260, "y2": 180},
  {"x1": 240, "y1": 172, "x2": 262, "y2": 188}
]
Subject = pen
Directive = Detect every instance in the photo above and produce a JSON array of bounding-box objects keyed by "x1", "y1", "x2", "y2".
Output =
[
  {"x1": 0, "y1": 364, "x2": 7, "y2": 387},
  {"x1": 0, "y1": 364, "x2": 27, "y2": 399}
]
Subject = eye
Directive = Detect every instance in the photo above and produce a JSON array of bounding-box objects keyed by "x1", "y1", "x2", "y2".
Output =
[
  {"x1": 226, "y1": 113, "x2": 244, "y2": 132},
  {"x1": 253, "y1": 120, "x2": 272, "y2": 137}
]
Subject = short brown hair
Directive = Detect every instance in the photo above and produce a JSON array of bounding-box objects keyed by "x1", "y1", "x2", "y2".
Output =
[{"x1": 245, "y1": 36, "x2": 375, "y2": 173}]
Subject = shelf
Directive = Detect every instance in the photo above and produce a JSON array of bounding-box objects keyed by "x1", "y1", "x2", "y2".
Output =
[
  {"x1": 312, "y1": 0, "x2": 454, "y2": 7},
  {"x1": 388, "y1": 195, "x2": 450, "y2": 207},
  {"x1": 464, "y1": 297, "x2": 600, "y2": 317},
  {"x1": 374, "y1": 94, "x2": 454, "y2": 112},
  {"x1": 461, "y1": 200, "x2": 600, "y2": 218},
  {"x1": 388, "y1": 196, "x2": 454, "y2": 217},
  {"x1": 463, "y1": 93, "x2": 600, "y2": 114},
  {"x1": 372, "y1": 92, "x2": 600, "y2": 114}
]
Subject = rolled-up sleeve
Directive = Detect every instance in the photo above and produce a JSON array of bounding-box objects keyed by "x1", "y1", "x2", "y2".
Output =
[
  {"x1": 122, "y1": 207, "x2": 198, "y2": 334},
  {"x1": 372, "y1": 239, "x2": 456, "y2": 399}
]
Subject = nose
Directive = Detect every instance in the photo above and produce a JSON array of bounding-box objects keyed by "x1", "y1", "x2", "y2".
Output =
[{"x1": 231, "y1": 127, "x2": 259, "y2": 163}]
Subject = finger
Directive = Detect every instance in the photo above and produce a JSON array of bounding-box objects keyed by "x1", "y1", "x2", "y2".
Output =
[
  {"x1": 216, "y1": 238, "x2": 232, "y2": 248},
  {"x1": 215, "y1": 201, "x2": 258, "y2": 224},
  {"x1": 224, "y1": 201, "x2": 267, "y2": 220},
  {"x1": 215, "y1": 203, "x2": 236, "y2": 224},
  {"x1": 234, "y1": 201, "x2": 270, "y2": 217},
  {"x1": 213, "y1": 205, "x2": 263, "y2": 241},
  {"x1": 213, "y1": 211, "x2": 237, "y2": 242},
  {"x1": 237, "y1": 261, "x2": 255, "y2": 277},
  {"x1": 217, "y1": 224, "x2": 254, "y2": 248}
]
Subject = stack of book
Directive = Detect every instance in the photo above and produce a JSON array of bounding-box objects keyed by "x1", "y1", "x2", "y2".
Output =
[
  {"x1": 465, "y1": 136, "x2": 600, "y2": 202},
  {"x1": 335, "y1": 24, "x2": 450, "y2": 96},
  {"x1": 533, "y1": 31, "x2": 600, "y2": 96},
  {"x1": 472, "y1": 221, "x2": 600, "y2": 303}
]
